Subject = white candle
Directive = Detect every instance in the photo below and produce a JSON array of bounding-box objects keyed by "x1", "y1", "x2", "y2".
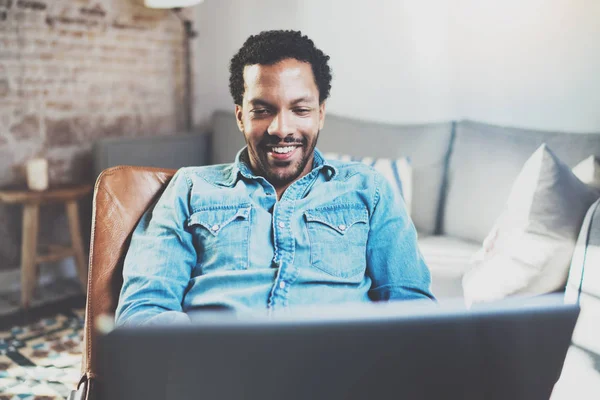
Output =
[{"x1": 26, "y1": 158, "x2": 49, "y2": 191}]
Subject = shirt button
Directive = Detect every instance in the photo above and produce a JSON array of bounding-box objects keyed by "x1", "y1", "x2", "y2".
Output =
[
  {"x1": 338, "y1": 224, "x2": 346, "y2": 231},
  {"x1": 279, "y1": 281, "x2": 286, "y2": 289},
  {"x1": 211, "y1": 224, "x2": 220, "y2": 231},
  {"x1": 278, "y1": 221, "x2": 285, "y2": 228}
]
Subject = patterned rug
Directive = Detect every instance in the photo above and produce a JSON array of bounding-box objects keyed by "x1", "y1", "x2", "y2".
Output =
[{"x1": 0, "y1": 307, "x2": 84, "y2": 400}]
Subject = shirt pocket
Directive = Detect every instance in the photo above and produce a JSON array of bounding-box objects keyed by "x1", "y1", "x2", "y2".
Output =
[
  {"x1": 188, "y1": 204, "x2": 251, "y2": 273},
  {"x1": 304, "y1": 204, "x2": 369, "y2": 280}
]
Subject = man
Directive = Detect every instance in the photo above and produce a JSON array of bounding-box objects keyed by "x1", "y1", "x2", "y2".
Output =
[{"x1": 115, "y1": 30, "x2": 433, "y2": 326}]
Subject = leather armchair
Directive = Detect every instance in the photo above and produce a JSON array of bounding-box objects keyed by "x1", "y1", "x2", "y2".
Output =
[{"x1": 70, "y1": 166, "x2": 175, "y2": 400}]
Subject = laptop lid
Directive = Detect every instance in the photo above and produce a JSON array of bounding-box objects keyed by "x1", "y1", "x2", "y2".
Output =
[{"x1": 98, "y1": 295, "x2": 579, "y2": 400}]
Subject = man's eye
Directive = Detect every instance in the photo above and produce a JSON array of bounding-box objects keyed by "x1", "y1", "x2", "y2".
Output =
[
  {"x1": 294, "y1": 108, "x2": 311, "y2": 115},
  {"x1": 252, "y1": 109, "x2": 270, "y2": 116}
]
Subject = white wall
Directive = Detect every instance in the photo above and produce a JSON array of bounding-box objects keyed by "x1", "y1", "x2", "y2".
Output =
[
  {"x1": 449, "y1": 0, "x2": 600, "y2": 132},
  {"x1": 294, "y1": 0, "x2": 455, "y2": 125},
  {"x1": 193, "y1": 0, "x2": 302, "y2": 128},
  {"x1": 193, "y1": 0, "x2": 600, "y2": 132}
]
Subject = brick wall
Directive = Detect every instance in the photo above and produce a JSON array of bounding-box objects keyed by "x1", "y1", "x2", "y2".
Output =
[{"x1": 0, "y1": 0, "x2": 192, "y2": 271}]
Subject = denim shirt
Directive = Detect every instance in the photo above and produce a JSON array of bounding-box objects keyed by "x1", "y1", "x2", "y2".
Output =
[{"x1": 115, "y1": 148, "x2": 434, "y2": 326}]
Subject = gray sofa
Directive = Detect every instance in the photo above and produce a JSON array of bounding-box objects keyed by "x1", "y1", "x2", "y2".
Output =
[{"x1": 94, "y1": 110, "x2": 600, "y2": 399}]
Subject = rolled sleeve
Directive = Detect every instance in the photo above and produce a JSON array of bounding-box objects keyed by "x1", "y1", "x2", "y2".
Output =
[{"x1": 366, "y1": 172, "x2": 435, "y2": 302}]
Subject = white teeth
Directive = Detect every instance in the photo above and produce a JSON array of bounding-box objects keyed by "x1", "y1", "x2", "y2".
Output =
[{"x1": 271, "y1": 146, "x2": 295, "y2": 154}]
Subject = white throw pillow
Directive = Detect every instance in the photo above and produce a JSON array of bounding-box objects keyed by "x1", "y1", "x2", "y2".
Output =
[
  {"x1": 463, "y1": 144, "x2": 599, "y2": 305},
  {"x1": 572, "y1": 155, "x2": 600, "y2": 190},
  {"x1": 323, "y1": 153, "x2": 412, "y2": 216}
]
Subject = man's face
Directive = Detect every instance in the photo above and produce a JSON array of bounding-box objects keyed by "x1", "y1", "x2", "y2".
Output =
[{"x1": 235, "y1": 58, "x2": 325, "y2": 190}]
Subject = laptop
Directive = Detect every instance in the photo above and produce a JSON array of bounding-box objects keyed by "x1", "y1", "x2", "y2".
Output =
[{"x1": 98, "y1": 294, "x2": 579, "y2": 400}]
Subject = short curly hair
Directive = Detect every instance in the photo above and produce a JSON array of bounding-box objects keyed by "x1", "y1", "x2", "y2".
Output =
[{"x1": 229, "y1": 30, "x2": 332, "y2": 106}]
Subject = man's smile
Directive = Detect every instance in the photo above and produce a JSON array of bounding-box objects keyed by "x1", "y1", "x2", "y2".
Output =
[{"x1": 266, "y1": 145, "x2": 301, "y2": 161}]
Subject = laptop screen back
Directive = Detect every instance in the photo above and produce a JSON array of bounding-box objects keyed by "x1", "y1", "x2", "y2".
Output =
[{"x1": 98, "y1": 296, "x2": 578, "y2": 400}]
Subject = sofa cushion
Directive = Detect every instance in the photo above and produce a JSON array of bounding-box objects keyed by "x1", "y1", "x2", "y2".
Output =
[
  {"x1": 418, "y1": 235, "x2": 480, "y2": 301},
  {"x1": 93, "y1": 133, "x2": 210, "y2": 178},
  {"x1": 443, "y1": 120, "x2": 600, "y2": 243},
  {"x1": 210, "y1": 111, "x2": 454, "y2": 235},
  {"x1": 317, "y1": 115, "x2": 453, "y2": 235},
  {"x1": 552, "y1": 199, "x2": 600, "y2": 399},
  {"x1": 323, "y1": 153, "x2": 412, "y2": 215},
  {"x1": 462, "y1": 145, "x2": 599, "y2": 304}
]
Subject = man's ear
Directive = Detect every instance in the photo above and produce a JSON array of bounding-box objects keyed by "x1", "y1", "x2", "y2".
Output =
[
  {"x1": 235, "y1": 105, "x2": 244, "y2": 132},
  {"x1": 318, "y1": 102, "x2": 326, "y2": 130}
]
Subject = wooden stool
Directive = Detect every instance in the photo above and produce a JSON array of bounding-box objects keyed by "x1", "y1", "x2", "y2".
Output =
[{"x1": 0, "y1": 184, "x2": 92, "y2": 309}]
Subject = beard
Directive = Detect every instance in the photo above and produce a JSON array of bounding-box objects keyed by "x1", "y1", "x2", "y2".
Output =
[{"x1": 246, "y1": 130, "x2": 319, "y2": 188}]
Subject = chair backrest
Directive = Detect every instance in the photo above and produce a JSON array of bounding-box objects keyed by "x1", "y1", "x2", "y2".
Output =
[{"x1": 77, "y1": 166, "x2": 175, "y2": 397}]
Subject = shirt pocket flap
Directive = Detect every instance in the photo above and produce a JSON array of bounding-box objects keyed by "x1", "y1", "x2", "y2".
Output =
[
  {"x1": 188, "y1": 205, "x2": 251, "y2": 236},
  {"x1": 304, "y1": 205, "x2": 368, "y2": 235}
]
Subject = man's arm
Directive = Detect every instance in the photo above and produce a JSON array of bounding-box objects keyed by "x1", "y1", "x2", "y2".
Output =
[
  {"x1": 366, "y1": 172, "x2": 435, "y2": 301},
  {"x1": 115, "y1": 169, "x2": 196, "y2": 326}
]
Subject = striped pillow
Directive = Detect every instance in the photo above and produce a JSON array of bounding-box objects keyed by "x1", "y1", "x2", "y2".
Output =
[{"x1": 323, "y1": 153, "x2": 412, "y2": 216}]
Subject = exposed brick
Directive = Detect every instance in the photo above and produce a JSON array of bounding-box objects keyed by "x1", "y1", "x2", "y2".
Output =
[
  {"x1": 11, "y1": 9, "x2": 24, "y2": 21},
  {"x1": 66, "y1": 30, "x2": 84, "y2": 39},
  {"x1": 16, "y1": 0, "x2": 46, "y2": 11},
  {"x1": 80, "y1": 5, "x2": 106, "y2": 18},
  {"x1": 0, "y1": 79, "x2": 8, "y2": 97},
  {"x1": 46, "y1": 15, "x2": 101, "y2": 28},
  {"x1": 0, "y1": 38, "x2": 16, "y2": 50},
  {"x1": 0, "y1": 110, "x2": 9, "y2": 127},
  {"x1": 10, "y1": 114, "x2": 39, "y2": 140},
  {"x1": 14, "y1": 88, "x2": 46, "y2": 98},
  {"x1": 0, "y1": 0, "x2": 189, "y2": 271},
  {"x1": 69, "y1": 150, "x2": 93, "y2": 182},
  {"x1": 46, "y1": 100, "x2": 73, "y2": 111},
  {"x1": 141, "y1": 115, "x2": 176, "y2": 136},
  {"x1": 45, "y1": 117, "x2": 84, "y2": 146},
  {"x1": 0, "y1": 148, "x2": 16, "y2": 187},
  {"x1": 111, "y1": 20, "x2": 146, "y2": 31},
  {"x1": 22, "y1": 77, "x2": 54, "y2": 87},
  {"x1": 46, "y1": 147, "x2": 93, "y2": 183},
  {"x1": 100, "y1": 45, "x2": 116, "y2": 52},
  {"x1": 0, "y1": 99, "x2": 20, "y2": 109},
  {"x1": 105, "y1": 115, "x2": 138, "y2": 137},
  {"x1": 132, "y1": 14, "x2": 162, "y2": 24},
  {"x1": 22, "y1": 65, "x2": 41, "y2": 75}
]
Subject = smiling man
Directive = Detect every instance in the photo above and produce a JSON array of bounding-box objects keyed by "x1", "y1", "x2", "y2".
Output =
[
  {"x1": 233, "y1": 57, "x2": 323, "y2": 199},
  {"x1": 115, "y1": 30, "x2": 434, "y2": 326}
]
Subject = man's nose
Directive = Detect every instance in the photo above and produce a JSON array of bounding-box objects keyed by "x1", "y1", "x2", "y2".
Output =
[{"x1": 267, "y1": 111, "x2": 294, "y2": 138}]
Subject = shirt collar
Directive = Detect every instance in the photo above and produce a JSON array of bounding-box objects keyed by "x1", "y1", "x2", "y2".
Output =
[{"x1": 217, "y1": 147, "x2": 337, "y2": 187}]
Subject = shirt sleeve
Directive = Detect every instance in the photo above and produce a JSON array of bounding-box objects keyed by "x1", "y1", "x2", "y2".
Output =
[
  {"x1": 366, "y1": 172, "x2": 436, "y2": 302},
  {"x1": 115, "y1": 169, "x2": 195, "y2": 326}
]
